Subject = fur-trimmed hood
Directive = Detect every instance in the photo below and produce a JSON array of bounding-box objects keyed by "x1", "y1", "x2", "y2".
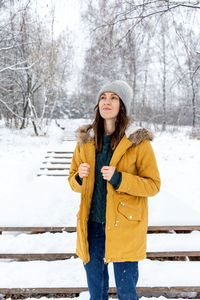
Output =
[{"x1": 76, "y1": 122, "x2": 154, "y2": 146}]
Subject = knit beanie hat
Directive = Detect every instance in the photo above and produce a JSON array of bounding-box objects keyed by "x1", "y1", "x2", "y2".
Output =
[{"x1": 96, "y1": 80, "x2": 133, "y2": 115}]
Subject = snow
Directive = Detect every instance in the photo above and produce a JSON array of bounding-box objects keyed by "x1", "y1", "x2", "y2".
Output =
[
  {"x1": 0, "y1": 258, "x2": 200, "y2": 287},
  {"x1": 147, "y1": 231, "x2": 200, "y2": 252},
  {"x1": 0, "y1": 120, "x2": 200, "y2": 297},
  {"x1": 0, "y1": 231, "x2": 199, "y2": 253},
  {"x1": 149, "y1": 130, "x2": 200, "y2": 225},
  {"x1": 0, "y1": 120, "x2": 200, "y2": 227},
  {"x1": 15, "y1": 296, "x2": 91, "y2": 300},
  {"x1": 0, "y1": 232, "x2": 77, "y2": 253},
  {"x1": 0, "y1": 123, "x2": 79, "y2": 227},
  {"x1": 5, "y1": 298, "x2": 198, "y2": 300}
]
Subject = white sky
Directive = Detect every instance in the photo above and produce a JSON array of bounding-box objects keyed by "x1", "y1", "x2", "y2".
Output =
[
  {"x1": 36, "y1": 0, "x2": 81, "y2": 34},
  {"x1": 53, "y1": 0, "x2": 81, "y2": 35},
  {"x1": 36, "y1": 0, "x2": 88, "y2": 93}
]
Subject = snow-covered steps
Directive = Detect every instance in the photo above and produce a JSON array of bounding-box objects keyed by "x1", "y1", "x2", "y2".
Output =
[
  {"x1": 63, "y1": 130, "x2": 76, "y2": 141},
  {"x1": 38, "y1": 170, "x2": 69, "y2": 176},
  {"x1": 0, "y1": 295, "x2": 196, "y2": 300},
  {"x1": 44, "y1": 152, "x2": 73, "y2": 159},
  {"x1": 0, "y1": 232, "x2": 200, "y2": 261},
  {"x1": 0, "y1": 287, "x2": 199, "y2": 300},
  {"x1": 38, "y1": 151, "x2": 73, "y2": 176},
  {"x1": 0, "y1": 252, "x2": 200, "y2": 262},
  {"x1": 0, "y1": 259, "x2": 199, "y2": 298},
  {"x1": 0, "y1": 226, "x2": 77, "y2": 233},
  {"x1": 1, "y1": 225, "x2": 200, "y2": 234},
  {"x1": 147, "y1": 231, "x2": 200, "y2": 252}
]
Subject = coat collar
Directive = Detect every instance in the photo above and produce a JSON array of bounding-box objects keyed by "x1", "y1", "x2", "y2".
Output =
[{"x1": 76, "y1": 122, "x2": 154, "y2": 147}]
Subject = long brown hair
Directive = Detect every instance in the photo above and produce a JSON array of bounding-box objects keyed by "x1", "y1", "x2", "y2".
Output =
[{"x1": 92, "y1": 99, "x2": 129, "y2": 152}]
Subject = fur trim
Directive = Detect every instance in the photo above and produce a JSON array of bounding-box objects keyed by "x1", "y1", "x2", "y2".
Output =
[
  {"x1": 76, "y1": 123, "x2": 153, "y2": 146},
  {"x1": 125, "y1": 123, "x2": 154, "y2": 146},
  {"x1": 76, "y1": 124, "x2": 94, "y2": 145}
]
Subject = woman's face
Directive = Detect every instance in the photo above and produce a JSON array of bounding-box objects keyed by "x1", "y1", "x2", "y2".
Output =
[{"x1": 98, "y1": 92, "x2": 120, "y2": 121}]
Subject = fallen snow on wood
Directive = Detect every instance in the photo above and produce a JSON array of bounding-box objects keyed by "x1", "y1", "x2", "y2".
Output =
[
  {"x1": 5, "y1": 296, "x2": 198, "y2": 300},
  {"x1": 0, "y1": 259, "x2": 200, "y2": 287},
  {"x1": 0, "y1": 231, "x2": 200, "y2": 253}
]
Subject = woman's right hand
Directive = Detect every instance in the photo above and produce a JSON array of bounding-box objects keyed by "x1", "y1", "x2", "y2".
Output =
[{"x1": 78, "y1": 163, "x2": 90, "y2": 178}]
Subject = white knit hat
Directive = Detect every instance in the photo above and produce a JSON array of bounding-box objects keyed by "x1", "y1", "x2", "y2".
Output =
[{"x1": 96, "y1": 80, "x2": 133, "y2": 115}]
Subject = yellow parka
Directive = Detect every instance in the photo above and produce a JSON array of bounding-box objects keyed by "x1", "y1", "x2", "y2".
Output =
[{"x1": 68, "y1": 123, "x2": 161, "y2": 264}]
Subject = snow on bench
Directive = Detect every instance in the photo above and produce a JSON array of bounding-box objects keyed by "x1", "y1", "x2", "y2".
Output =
[
  {"x1": 1, "y1": 225, "x2": 200, "y2": 234},
  {"x1": 44, "y1": 155, "x2": 73, "y2": 159},
  {"x1": 42, "y1": 162, "x2": 71, "y2": 166},
  {"x1": 0, "y1": 232, "x2": 199, "y2": 261},
  {"x1": 0, "y1": 286, "x2": 199, "y2": 298},
  {"x1": 38, "y1": 151, "x2": 73, "y2": 174},
  {"x1": 0, "y1": 252, "x2": 199, "y2": 261},
  {"x1": 38, "y1": 150, "x2": 73, "y2": 176},
  {"x1": 46, "y1": 151, "x2": 74, "y2": 154},
  {"x1": 0, "y1": 227, "x2": 76, "y2": 233},
  {"x1": 38, "y1": 170, "x2": 69, "y2": 176},
  {"x1": 40, "y1": 167, "x2": 69, "y2": 171},
  {"x1": 0, "y1": 259, "x2": 199, "y2": 296}
]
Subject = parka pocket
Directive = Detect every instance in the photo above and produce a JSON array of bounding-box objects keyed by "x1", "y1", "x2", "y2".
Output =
[{"x1": 117, "y1": 201, "x2": 141, "y2": 221}]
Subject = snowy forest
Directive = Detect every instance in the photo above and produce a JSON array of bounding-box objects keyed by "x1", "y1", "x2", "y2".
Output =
[
  {"x1": 0, "y1": 0, "x2": 200, "y2": 135},
  {"x1": 0, "y1": 1, "x2": 200, "y2": 298}
]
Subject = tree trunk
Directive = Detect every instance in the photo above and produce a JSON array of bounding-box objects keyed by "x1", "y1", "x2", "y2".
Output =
[
  {"x1": 20, "y1": 99, "x2": 29, "y2": 129},
  {"x1": 142, "y1": 37, "x2": 151, "y2": 109},
  {"x1": 32, "y1": 120, "x2": 39, "y2": 136},
  {"x1": 162, "y1": 29, "x2": 167, "y2": 131},
  {"x1": 192, "y1": 88, "x2": 196, "y2": 128}
]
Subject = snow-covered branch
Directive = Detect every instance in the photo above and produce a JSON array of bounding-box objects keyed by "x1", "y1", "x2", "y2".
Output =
[
  {"x1": 0, "y1": 60, "x2": 30, "y2": 73},
  {"x1": 0, "y1": 98, "x2": 24, "y2": 120},
  {"x1": 94, "y1": 0, "x2": 200, "y2": 32}
]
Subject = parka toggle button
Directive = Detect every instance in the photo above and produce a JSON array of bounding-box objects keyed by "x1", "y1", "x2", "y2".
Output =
[
  {"x1": 115, "y1": 220, "x2": 119, "y2": 227},
  {"x1": 120, "y1": 202, "x2": 132, "y2": 219}
]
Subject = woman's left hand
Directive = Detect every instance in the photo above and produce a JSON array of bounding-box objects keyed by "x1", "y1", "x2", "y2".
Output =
[{"x1": 101, "y1": 166, "x2": 116, "y2": 181}]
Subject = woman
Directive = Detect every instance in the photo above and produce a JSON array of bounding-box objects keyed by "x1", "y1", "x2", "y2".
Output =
[{"x1": 68, "y1": 80, "x2": 161, "y2": 300}]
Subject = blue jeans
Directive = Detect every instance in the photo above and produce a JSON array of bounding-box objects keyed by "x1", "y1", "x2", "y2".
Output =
[{"x1": 84, "y1": 221, "x2": 139, "y2": 300}]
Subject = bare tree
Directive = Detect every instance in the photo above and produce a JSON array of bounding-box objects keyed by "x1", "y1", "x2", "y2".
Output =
[
  {"x1": 0, "y1": 0, "x2": 73, "y2": 134},
  {"x1": 80, "y1": 0, "x2": 200, "y2": 129},
  {"x1": 170, "y1": 9, "x2": 200, "y2": 128}
]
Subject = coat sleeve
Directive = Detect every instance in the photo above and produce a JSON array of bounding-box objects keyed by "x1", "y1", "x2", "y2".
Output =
[
  {"x1": 68, "y1": 143, "x2": 83, "y2": 193},
  {"x1": 116, "y1": 140, "x2": 161, "y2": 197}
]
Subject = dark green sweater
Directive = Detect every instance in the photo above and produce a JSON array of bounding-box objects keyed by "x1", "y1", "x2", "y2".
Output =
[{"x1": 76, "y1": 135, "x2": 122, "y2": 223}]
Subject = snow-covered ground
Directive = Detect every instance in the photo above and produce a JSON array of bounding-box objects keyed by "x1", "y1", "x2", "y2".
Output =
[
  {"x1": 0, "y1": 120, "x2": 200, "y2": 227},
  {"x1": 0, "y1": 120, "x2": 200, "y2": 299}
]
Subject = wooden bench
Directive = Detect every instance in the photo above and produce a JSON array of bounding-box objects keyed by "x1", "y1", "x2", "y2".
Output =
[
  {"x1": 0, "y1": 251, "x2": 200, "y2": 261},
  {"x1": 37, "y1": 151, "x2": 73, "y2": 176},
  {"x1": 0, "y1": 258, "x2": 199, "y2": 298},
  {"x1": 0, "y1": 286, "x2": 199, "y2": 298},
  {"x1": 46, "y1": 152, "x2": 74, "y2": 154},
  {"x1": 0, "y1": 226, "x2": 199, "y2": 262},
  {"x1": 0, "y1": 226, "x2": 199, "y2": 298},
  {"x1": 1, "y1": 225, "x2": 200, "y2": 234},
  {"x1": 4, "y1": 147, "x2": 200, "y2": 298},
  {"x1": 0, "y1": 226, "x2": 76, "y2": 233}
]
